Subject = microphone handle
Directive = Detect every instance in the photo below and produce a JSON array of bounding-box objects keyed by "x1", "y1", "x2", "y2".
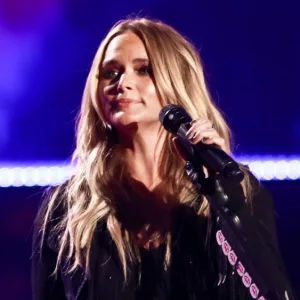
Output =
[{"x1": 176, "y1": 122, "x2": 244, "y2": 182}]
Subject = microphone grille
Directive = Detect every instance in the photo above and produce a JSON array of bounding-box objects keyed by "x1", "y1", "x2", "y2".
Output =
[
  {"x1": 159, "y1": 104, "x2": 191, "y2": 134},
  {"x1": 159, "y1": 104, "x2": 178, "y2": 124}
]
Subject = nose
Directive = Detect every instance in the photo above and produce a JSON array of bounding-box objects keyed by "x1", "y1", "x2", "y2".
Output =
[{"x1": 117, "y1": 72, "x2": 133, "y2": 92}]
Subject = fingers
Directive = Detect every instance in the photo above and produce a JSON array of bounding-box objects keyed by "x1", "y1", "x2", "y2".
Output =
[
  {"x1": 186, "y1": 120, "x2": 213, "y2": 138},
  {"x1": 186, "y1": 119, "x2": 226, "y2": 151},
  {"x1": 201, "y1": 137, "x2": 226, "y2": 149}
]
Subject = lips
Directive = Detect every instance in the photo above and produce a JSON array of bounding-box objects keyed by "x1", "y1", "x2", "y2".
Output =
[
  {"x1": 110, "y1": 98, "x2": 141, "y2": 109},
  {"x1": 117, "y1": 98, "x2": 140, "y2": 104}
]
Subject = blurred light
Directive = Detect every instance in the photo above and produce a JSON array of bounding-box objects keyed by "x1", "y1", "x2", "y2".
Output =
[
  {"x1": 238, "y1": 156, "x2": 300, "y2": 181},
  {"x1": 0, "y1": 156, "x2": 299, "y2": 187},
  {"x1": 0, "y1": 164, "x2": 73, "y2": 187}
]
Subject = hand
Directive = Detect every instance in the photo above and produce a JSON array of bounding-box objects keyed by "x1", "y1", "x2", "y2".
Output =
[
  {"x1": 186, "y1": 119, "x2": 226, "y2": 151},
  {"x1": 172, "y1": 119, "x2": 226, "y2": 177}
]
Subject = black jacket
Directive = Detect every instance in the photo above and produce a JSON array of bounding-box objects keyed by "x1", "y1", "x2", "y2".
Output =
[{"x1": 31, "y1": 177, "x2": 293, "y2": 300}]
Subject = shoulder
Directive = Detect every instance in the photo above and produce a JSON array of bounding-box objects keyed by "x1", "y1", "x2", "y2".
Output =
[
  {"x1": 245, "y1": 168, "x2": 274, "y2": 216},
  {"x1": 31, "y1": 183, "x2": 70, "y2": 300},
  {"x1": 218, "y1": 166, "x2": 278, "y2": 245},
  {"x1": 242, "y1": 168, "x2": 280, "y2": 250},
  {"x1": 34, "y1": 183, "x2": 68, "y2": 227},
  {"x1": 33, "y1": 182, "x2": 69, "y2": 252}
]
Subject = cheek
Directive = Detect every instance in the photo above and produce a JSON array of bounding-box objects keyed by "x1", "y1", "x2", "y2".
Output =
[
  {"x1": 100, "y1": 98, "x2": 112, "y2": 123},
  {"x1": 143, "y1": 82, "x2": 161, "y2": 106},
  {"x1": 97, "y1": 87, "x2": 111, "y2": 122},
  {"x1": 100, "y1": 84, "x2": 110, "y2": 103}
]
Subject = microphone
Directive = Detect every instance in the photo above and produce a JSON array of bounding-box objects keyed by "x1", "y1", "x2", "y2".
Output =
[{"x1": 159, "y1": 104, "x2": 244, "y2": 182}]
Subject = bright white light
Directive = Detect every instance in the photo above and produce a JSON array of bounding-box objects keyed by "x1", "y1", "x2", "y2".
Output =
[
  {"x1": 288, "y1": 160, "x2": 300, "y2": 180},
  {"x1": 0, "y1": 157, "x2": 299, "y2": 187},
  {"x1": 0, "y1": 164, "x2": 73, "y2": 187},
  {"x1": 239, "y1": 156, "x2": 300, "y2": 181},
  {"x1": 262, "y1": 161, "x2": 276, "y2": 180},
  {"x1": 248, "y1": 161, "x2": 264, "y2": 179},
  {"x1": 275, "y1": 161, "x2": 288, "y2": 180}
]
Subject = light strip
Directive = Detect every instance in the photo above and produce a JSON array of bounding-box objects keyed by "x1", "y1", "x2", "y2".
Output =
[
  {"x1": 0, "y1": 157, "x2": 299, "y2": 187},
  {"x1": 0, "y1": 165, "x2": 73, "y2": 187},
  {"x1": 238, "y1": 156, "x2": 300, "y2": 181}
]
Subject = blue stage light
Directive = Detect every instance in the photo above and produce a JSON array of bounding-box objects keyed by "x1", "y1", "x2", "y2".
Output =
[
  {"x1": 0, "y1": 165, "x2": 72, "y2": 187},
  {"x1": 0, "y1": 157, "x2": 299, "y2": 187}
]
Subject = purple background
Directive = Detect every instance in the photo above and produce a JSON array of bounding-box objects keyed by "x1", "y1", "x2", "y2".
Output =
[{"x1": 0, "y1": 0, "x2": 299, "y2": 299}]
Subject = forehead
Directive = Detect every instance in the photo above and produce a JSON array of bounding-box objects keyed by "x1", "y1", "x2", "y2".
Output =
[{"x1": 103, "y1": 31, "x2": 148, "y2": 61}]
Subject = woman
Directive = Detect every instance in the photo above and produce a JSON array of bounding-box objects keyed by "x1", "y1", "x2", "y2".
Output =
[{"x1": 32, "y1": 18, "x2": 292, "y2": 300}]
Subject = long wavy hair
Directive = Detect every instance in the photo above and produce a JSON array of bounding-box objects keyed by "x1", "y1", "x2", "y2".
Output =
[{"x1": 39, "y1": 17, "x2": 253, "y2": 280}]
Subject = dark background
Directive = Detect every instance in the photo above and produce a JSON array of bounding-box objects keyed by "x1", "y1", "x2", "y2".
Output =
[{"x1": 0, "y1": 0, "x2": 299, "y2": 299}]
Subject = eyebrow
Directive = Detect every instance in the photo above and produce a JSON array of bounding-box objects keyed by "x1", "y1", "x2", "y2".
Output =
[{"x1": 102, "y1": 58, "x2": 149, "y2": 67}]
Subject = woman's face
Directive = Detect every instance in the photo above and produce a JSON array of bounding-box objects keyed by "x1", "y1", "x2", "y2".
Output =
[{"x1": 98, "y1": 31, "x2": 162, "y2": 131}]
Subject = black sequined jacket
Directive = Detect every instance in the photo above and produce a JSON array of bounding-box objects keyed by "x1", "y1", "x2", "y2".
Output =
[{"x1": 31, "y1": 175, "x2": 293, "y2": 300}]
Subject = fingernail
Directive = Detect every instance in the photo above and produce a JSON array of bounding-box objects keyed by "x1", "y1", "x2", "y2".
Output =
[
  {"x1": 186, "y1": 130, "x2": 192, "y2": 139},
  {"x1": 186, "y1": 133, "x2": 192, "y2": 139},
  {"x1": 189, "y1": 131, "x2": 198, "y2": 142}
]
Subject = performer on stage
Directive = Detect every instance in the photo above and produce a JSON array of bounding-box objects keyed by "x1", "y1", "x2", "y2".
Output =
[{"x1": 32, "y1": 18, "x2": 293, "y2": 299}]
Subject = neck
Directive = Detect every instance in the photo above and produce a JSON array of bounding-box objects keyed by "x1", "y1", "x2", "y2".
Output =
[{"x1": 118, "y1": 123, "x2": 167, "y2": 189}]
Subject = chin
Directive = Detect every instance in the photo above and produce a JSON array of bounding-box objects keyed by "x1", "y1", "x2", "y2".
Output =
[
  {"x1": 111, "y1": 111, "x2": 141, "y2": 127},
  {"x1": 112, "y1": 115, "x2": 160, "y2": 132}
]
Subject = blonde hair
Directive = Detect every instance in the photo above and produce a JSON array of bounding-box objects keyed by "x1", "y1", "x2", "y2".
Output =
[{"x1": 39, "y1": 17, "x2": 253, "y2": 281}]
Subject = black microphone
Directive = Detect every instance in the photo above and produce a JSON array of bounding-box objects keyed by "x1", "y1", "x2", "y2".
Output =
[{"x1": 159, "y1": 104, "x2": 244, "y2": 182}]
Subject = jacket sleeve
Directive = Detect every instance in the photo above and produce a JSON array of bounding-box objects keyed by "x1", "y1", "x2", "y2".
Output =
[
  {"x1": 219, "y1": 172, "x2": 295, "y2": 300},
  {"x1": 31, "y1": 187, "x2": 67, "y2": 300},
  {"x1": 250, "y1": 174, "x2": 294, "y2": 297}
]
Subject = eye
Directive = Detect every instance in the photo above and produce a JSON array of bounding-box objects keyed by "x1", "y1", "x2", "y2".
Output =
[
  {"x1": 137, "y1": 65, "x2": 152, "y2": 76},
  {"x1": 102, "y1": 69, "x2": 119, "y2": 79}
]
